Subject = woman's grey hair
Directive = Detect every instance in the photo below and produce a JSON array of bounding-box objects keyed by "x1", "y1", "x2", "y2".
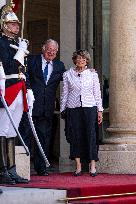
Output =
[
  {"x1": 72, "y1": 49, "x2": 91, "y2": 65},
  {"x1": 42, "y1": 39, "x2": 59, "y2": 51}
]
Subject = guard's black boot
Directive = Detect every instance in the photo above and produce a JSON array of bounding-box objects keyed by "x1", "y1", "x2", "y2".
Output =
[
  {"x1": 8, "y1": 166, "x2": 29, "y2": 184},
  {"x1": 0, "y1": 137, "x2": 15, "y2": 185},
  {"x1": 0, "y1": 171, "x2": 16, "y2": 184},
  {"x1": 7, "y1": 138, "x2": 29, "y2": 184}
]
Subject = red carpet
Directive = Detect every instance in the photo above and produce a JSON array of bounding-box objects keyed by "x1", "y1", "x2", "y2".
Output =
[{"x1": 6, "y1": 173, "x2": 136, "y2": 203}]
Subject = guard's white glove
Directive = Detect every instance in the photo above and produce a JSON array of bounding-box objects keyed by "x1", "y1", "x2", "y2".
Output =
[
  {"x1": 27, "y1": 89, "x2": 35, "y2": 116},
  {"x1": 13, "y1": 38, "x2": 29, "y2": 66},
  {"x1": 18, "y1": 37, "x2": 28, "y2": 50},
  {"x1": 0, "y1": 79, "x2": 5, "y2": 97}
]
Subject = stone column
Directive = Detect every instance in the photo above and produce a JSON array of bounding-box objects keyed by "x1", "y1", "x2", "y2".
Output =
[
  {"x1": 87, "y1": 0, "x2": 94, "y2": 65},
  {"x1": 80, "y1": 0, "x2": 88, "y2": 49},
  {"x1": 59, "y1": 0, "x2": 76, "y2": 172},
  {"x1": 107, "y1": 0, "x2": 136, "y2": 142},
  {"x1": 93, "y1": 0, "x2": 102, "y2": 80},
  {"x1": 80, "y1": 0, "x2": 94, "y2": 64},
  {"x1": 98, "y1": 0, "x2": 136, "y2": 174}
]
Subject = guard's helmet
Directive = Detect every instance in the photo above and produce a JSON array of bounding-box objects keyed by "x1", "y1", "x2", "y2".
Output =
[{"x1": 0, "y1": 5, "x2": 20, "y2": 31}]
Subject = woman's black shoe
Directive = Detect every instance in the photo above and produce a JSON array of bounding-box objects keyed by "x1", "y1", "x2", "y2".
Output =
[
  {"x1": 90, "y1": 171, "x2": 97, "y2": 177},
  {"x1": 37, "y1": 171, "x2": 49, "y2": 176},
  {"x1": 73, "y1": 171, "x2": 81, "y2": 176}
]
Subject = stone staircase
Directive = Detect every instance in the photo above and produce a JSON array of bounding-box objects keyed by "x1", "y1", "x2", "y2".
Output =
[{"x1": 0, "y1": 186, "x2": 66, "y2": 204}]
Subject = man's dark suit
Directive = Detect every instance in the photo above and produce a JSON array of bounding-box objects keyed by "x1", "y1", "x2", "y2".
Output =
[{"x1": 19, "y1": 54, "x2": 65, "y2": 174}]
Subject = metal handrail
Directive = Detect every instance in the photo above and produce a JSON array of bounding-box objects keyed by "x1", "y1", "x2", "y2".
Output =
[{"x1": 58, "y1": 191, "x2": 136, "y2": 203}]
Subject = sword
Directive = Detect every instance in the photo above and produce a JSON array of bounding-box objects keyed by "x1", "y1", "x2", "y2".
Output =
[
  {"x1": 0, "y1": 93, "x2": 29, "y2": 156},
  {"x1": 27, "y1": 112, "x2": 50, "y2": 167}
]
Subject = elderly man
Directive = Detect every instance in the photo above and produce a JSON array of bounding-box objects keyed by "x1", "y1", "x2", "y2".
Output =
[
  {"x1": 19, "y1": 39, "x2": 65, "y2": 175},
  {"x1": 0, "y1": 4, "x2": 34, "y2": 184}
]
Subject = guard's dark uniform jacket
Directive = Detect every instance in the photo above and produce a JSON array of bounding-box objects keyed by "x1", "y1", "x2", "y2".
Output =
[{"x1": 0, "y1": 32, "x2": 30, "y2": 110}]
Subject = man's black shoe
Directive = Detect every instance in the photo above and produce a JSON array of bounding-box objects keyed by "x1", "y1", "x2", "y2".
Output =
[{"x1": 37, "y1": 171, "x2": 49, "y2": 176}]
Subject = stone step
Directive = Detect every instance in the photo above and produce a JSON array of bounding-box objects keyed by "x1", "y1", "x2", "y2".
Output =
[{"x1": 0, "y1": 186, "x2": 66, "y2": 204}]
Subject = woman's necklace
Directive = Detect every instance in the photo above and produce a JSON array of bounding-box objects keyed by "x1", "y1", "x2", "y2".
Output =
[{"x1": 76, "y1": 66, "x2": 87, "y2": 73}]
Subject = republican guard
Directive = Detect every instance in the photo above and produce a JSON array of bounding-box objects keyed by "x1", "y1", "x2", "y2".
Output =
[{"x1": 0, "y1": 2, "x2": 34, "y2": 184}]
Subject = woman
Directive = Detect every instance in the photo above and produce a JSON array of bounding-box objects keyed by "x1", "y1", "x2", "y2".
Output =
[{"x1": 60, "y1": 49, "x2": 103, "y2": 176}]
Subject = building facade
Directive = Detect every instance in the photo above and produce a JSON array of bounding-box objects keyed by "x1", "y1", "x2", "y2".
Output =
[{"x1": 18, "y1": 0, "x2": 136, "y2": 173}]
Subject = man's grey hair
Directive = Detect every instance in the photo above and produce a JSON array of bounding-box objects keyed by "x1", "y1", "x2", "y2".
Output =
[{"x1": 42, "y1": 39, "x2": 59, "y2": 51}]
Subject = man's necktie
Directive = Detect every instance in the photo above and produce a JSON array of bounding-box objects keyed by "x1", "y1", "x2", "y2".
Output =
[{"x1": 44, "y1": 61, "x2": 49, "y2": 83}]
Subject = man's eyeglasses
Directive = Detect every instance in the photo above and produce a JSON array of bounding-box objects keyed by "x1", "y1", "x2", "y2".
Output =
[{"x1": 45, "y1": 48, "x2": 58, "y2": 54}]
